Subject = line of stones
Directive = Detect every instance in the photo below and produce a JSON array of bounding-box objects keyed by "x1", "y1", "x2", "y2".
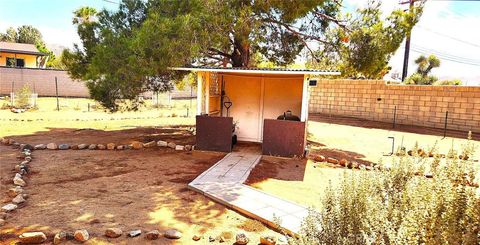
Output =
[
  {"x1": 2, "y1": 115, "x2": 182, "y2": 121},
  {"x1": 307, "y1": 150, "x2": 479, "y2": 187},
  {"x1": 0, "y1": 138, "x2": 264, "y2": 244},
  {"x1": 30, "y1": 140, "x2": 194, "y2": 151},
  {"x1": 1, "y1": 139, "x2": 30, "y2": 219},
  {"x1": 0, "y1": 138, "x2": 190, "y2": 244}
]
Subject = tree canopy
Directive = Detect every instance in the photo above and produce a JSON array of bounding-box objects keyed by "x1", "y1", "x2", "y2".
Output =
[
  {"x1": 63, "y1": 0, "x2": 345, "y2": 111},
  {"x1": 0, "y1": 25, "x2": 42, "y2": 44},
  {"x1": 307, "y1": 0, "x2": 425, "y2": 79},
  {"x1": 64, "y1": 0, "x2": 426, "y2": 110}
]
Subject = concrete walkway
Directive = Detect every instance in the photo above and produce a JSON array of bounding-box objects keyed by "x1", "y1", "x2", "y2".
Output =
[{"x1": 188, "y1": 152, "x2": 309, "y2": 234}]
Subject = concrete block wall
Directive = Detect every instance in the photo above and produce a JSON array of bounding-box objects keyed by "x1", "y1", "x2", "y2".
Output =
[
  {"x1": 309, "y1": 79, "x2": 480, "y2": 133},
  {"x1": 0, "y1": 66, "x2": 89, "y2": 97}
]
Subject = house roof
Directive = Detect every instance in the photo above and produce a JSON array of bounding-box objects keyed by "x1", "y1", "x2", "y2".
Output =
[
  {"x1": 0, "y1": 42, "x2": 45, "y2": 56},
  {"x1": 171, "y1": 66, "x2": 340, "y2": 76}
]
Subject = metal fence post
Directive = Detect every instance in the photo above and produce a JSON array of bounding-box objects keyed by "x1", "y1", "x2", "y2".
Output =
[
  {"x1": 443, "y1": 111, "x2": 449, "y2": 138},
  {"x1": 393, "y1": 105, "x2": 397, "y2": 129},
  {"x1": 55, "y1": 77, "x2": 59, "y2": 111}
]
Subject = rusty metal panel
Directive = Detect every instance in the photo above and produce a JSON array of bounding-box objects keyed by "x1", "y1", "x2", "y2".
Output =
[
  {"x1": 196, "y1": 116, "x2": 232, "y2": 152},
  {"x1": 262, "y1": 119, "x2": 306, "y2": 157}
]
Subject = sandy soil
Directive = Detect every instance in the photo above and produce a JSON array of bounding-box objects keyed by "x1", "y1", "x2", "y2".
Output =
[
  {"x1": 0, "y1": 128, "x2": 278, "y2": 244},
  {"x1": 246, "y1": 116, "x2": 479, "y2": 211},
  {"x1": 246, "y1": 157, "x2": 345, "y2": 210}
]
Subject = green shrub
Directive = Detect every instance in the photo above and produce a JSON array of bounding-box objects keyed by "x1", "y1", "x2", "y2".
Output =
[
  {"x1": 294, "y1": 135, "x2": 479, "y2": 245},
  {"x1": 15, "y1": 85, "x2": 32, "y2": 109}
]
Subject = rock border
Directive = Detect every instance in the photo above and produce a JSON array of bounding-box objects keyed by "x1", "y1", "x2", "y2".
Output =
[{"x1": 28, "y1": 140, "x2": 195, "y2": 152}]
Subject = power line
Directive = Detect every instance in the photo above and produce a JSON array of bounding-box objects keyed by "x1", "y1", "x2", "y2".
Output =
[
  {"x1": 102, "y1": 0, "x2": 120, "y2": 5},
  {"x1": 412, "y1": 45, "x2": 480, "y2": 62},
  {"x1": 410, "y1": 46, "x2": 480, "y2": 66},
  {"x1": 416, "y1": 25, "x2": 480, "y2": 48},
  {"x1": 410, "y1": 50, "x2": 480, "y2": 66}
]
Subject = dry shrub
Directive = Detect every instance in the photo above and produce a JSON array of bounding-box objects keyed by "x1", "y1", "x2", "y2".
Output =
[
  {"x1": 295, "y1": 133, "x2": 479, "y2": 245},
  {"x1": 219, "y1": 231, "x2": 233, "y2": 240},
  {"x1": 238, "y1": 219, "x2": 266, "y2": 232},
  {"x1": 15, "y1": 85, "x2": 32, "y2": 109}
]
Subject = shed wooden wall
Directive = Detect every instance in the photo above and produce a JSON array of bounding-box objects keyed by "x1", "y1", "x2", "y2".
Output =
[{"x1": 222, "y1": 74, "x2": 303, "y2": 142}]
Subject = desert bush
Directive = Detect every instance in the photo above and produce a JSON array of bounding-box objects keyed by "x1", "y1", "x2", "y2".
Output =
[
  {"x1": 434, "y1": 79, "x2": 462, "y2": 86},
  {"x1": 15, "y1": 85, "x2": 32, "y2": 109},
  {"x1": 294, "y1": 135, "x2": 479, "y2": 245}
]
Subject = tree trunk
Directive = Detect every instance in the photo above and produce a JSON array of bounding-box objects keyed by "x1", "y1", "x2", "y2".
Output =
[{"x1": 230, "y1": 37, "x2": 250, "y2": 67}]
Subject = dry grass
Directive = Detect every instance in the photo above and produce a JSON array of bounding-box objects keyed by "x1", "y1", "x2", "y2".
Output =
[
  {"x1": 247, "y1": 120, "x2": 479, "y2": 210},
  {"x1": 0, "y1": 97, "x2": 196, "y2": 137},
  {"x1": 237, "y1": 219, "x2": 267, "y2": 233}
]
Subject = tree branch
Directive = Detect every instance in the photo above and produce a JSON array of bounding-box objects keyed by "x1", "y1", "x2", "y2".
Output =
[
  {"x1": 263, "y1": 16, "x2": 331, "y2": 44},
  {"x1": 207, "y1": 47, "x2": 232, "y2": 58},
  {"x1": 313, "y1": 11, "x2": 350, "y2": 31}
]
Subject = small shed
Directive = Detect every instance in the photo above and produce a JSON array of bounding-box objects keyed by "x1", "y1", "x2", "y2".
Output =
[{"x1": 173, "y1": 66, "x2": 340, "y2": 157}]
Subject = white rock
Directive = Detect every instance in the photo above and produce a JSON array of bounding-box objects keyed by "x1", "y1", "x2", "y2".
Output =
[
  {"x1": 15, "y1": 173, "x2": 22, "y2": 179},
  {"x1": 12, "y1": 194, "x2": 25, "y2": 204},
  {"x1": 167, "y1": 142, "x2": 176, "y2": 149},
  {"x1": 19, "y1": 232, "x2": 47, "y2": 244},
  {"x1": 164, "y1": 229, "x2": 182, "y2": 239},
  {"x1": 145, "y1": 230, "x2": 160, "y2": 240},
  {"x1": 157, "y1": 140, "x2": 168, "y2": 147},
  {"x1": 128, "y1": 229, "x2": 142, "y2": 237},
  {"x1": 47, "y1": 143, "x2": 58, "y2": 150},
  {"x1": 14, "y1": 176, "x2": 26, "y2": 186},
  {"x1": 1, "y1": 203, "x2": 17, "y2": 212},
  {"x1": 105, "y1": 228, "x2": 123, "y2": 238},
  {"x1": 34, "y1": 144, "x2": 47, "y2": 150},
  {"x1": 175, "y1": 145, "x2": 185, "y2": 151}
]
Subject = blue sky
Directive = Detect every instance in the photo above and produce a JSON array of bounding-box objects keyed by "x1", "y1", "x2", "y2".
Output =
[
  {"x1": 1, "y1": 0, "x2": 479, "y2": 84},
  {"x1": 0, "y1": 0, "x2": 117, "y2": 47}
]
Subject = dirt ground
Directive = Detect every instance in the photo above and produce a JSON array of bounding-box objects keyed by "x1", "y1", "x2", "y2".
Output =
[
  {"x1": 0, "y1": 128, "x2": 278, "y2": 244},
  {"x1": 246, "y1": 115, "x2": 479, "y2": 211},
  {"x1": 246, "y1": 156, "x2": 345, "y2": 210}
]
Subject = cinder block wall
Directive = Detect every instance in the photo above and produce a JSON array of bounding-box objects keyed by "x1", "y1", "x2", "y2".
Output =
[
  {"x1": 0, "y1": 66, "x2": 89, "y2": 97},
  {"x1": 309, "y1": 79, "x2": 480, "y2": 133}
]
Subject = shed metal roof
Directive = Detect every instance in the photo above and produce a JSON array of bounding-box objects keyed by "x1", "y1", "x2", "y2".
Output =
[
  {"x1": 171, "y1": 66, "x2": 340, "y2": 76},
  {"x1": 0, "y1": 42, "x2": 45, "y2": 56}
]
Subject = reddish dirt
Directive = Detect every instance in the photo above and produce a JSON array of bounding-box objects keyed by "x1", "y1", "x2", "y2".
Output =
[{"x1": 0, "y1": 128, "x2": 277, "y2": 244}]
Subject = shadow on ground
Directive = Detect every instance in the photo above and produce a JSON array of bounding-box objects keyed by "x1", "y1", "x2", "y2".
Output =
[{"x1": 1, "y1": 127, "x2": 269, "y2": 244}]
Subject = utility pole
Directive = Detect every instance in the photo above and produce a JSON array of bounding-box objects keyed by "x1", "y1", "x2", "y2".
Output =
[{"x1": 400, "y1": 0, "x2": 416, "y2": 81}]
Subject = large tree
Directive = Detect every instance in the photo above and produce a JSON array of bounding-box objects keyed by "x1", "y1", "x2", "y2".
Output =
[
  {"x1": 0, "y1": 25, "x2": 42, "y2": 44},
  {"x1": 307, "y1": 0, "x2": 425, "y2": 79},
  {"x1": 64, "y1": 0, "x2": 344, "y2": 111}
]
